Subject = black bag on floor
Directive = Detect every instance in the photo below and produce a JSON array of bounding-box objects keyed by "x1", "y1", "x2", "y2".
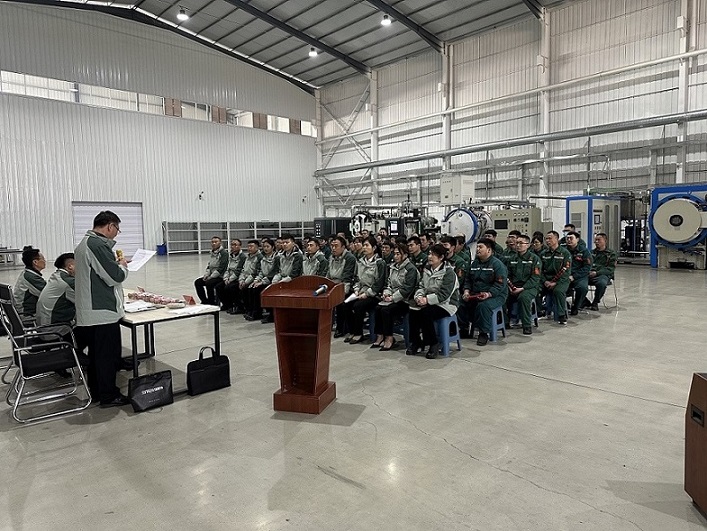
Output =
[
  {"x1": 128, "y1": 370, "x2": 174, "y2": 412},
  {"x1": 186, "y1": 346, "x2": 230, "y2": 396}
]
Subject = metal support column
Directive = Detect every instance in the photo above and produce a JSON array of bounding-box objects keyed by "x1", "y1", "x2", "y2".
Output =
[
  {"x1": 370, "y1": 71, "x2": 380, "y2": 206},
  {"x1": 676, "y1": 0, "x2": 692, "y2": 184},
  {"x1": 441, "y1": 45, "x2": 453, "y2": 171},
  {"x1": 538, "y1": 8, "x2": 552, "y2": 216},
  {"x1": 315, "y1": 89, "x2": 325, "y2": 216}
]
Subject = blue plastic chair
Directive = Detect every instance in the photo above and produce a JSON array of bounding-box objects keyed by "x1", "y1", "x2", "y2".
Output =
[
  {"x1": 433, "y1": 314, "x2": 462, "y2": 357},
  {"x1": 488, "y1": 306, "x2": 506, "y2": 342},
  {"x1": 510, "y1": 299, "x2": 539, "y2": 328}
]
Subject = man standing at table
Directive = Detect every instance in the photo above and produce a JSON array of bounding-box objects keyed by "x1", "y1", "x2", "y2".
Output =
[{"x1": 75, "y1": 211, "x2": 129, "y2": 408}]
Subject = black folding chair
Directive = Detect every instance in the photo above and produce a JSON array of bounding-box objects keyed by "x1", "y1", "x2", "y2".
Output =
[{"x1": 0, "y1": 297, "x2": 91, "y2": 424}]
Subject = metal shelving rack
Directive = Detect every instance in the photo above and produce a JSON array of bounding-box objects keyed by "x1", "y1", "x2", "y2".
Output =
[{"x1": 162, "y1": 221, "x2": 315, "y2": 254}]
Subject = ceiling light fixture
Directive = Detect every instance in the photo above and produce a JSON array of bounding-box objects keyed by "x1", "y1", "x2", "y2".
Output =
[
  {"x1": 381, "y1": 14, "x2": 391, "y2": 26},
  {"x1": 309, "y1": 47, "x2": 318, "y2": 57},
  {"x1": 177, "y1": 7, "x2": 189, "y2": 21}
]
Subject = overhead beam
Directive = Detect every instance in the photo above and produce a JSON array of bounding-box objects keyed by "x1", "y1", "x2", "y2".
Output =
[
  {"x1": 1, "y1": 0, "x2": 315, "y2": 94},
  {"x1": 364, "y1": 0, "x2": 443, "y2": 53},
  {"x1": 520, "y1": 0, "x2": 543, "y2": 19},
  {"x1": 220, "y1": 0, "x2": 370, "y2": 76}
]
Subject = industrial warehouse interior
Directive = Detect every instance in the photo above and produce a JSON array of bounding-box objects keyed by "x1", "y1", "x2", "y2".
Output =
[{"x1": 1, "y1": 0, "x2": 707, "y2": 529}]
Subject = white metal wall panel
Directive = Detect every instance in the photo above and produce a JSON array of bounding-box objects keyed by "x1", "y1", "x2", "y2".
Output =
[
  {"x1": 0, "y1": 3, "x2": 314, "y2": 121},
  {"x1": 319, "y1": 76, "x2": 371, "y2": 138},
  {"x1": 0, "y1": 93, "x2": 317, "y2": 261},
  {"x1": 379, "y1": 52, "x2": 441, "y2": 128},
  {"x1": 453, "y1": 19, "x2": 540, "y2": 107}
]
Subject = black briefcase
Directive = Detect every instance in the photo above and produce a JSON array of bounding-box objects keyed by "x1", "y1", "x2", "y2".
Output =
[
  {"x1": 128, "y1": 370, "x2": 174, "y2": 412},
  {"x1": 186, "y1": 346, "x2": 231, "y2": 396}
]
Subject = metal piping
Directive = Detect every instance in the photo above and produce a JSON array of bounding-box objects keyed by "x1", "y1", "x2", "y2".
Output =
[
  {"x1": 314, "y1": 109, "x2": 707, "y2": 177},
  {"x1": 316, "y1": 47, "x2": 707, "y2": 145}
]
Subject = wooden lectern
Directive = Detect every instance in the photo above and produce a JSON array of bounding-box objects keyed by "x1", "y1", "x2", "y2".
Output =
[
  {"x1": 686, "y1": 372, "x2": 707, "y2": 511},
  {"x1": 261, "y1": 276, "x2": 344, "y2": 414}
]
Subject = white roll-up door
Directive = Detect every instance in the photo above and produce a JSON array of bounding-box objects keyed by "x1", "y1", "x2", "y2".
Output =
[{"x1": 72, "y1": 202, "x2": 144, "y2": 258}]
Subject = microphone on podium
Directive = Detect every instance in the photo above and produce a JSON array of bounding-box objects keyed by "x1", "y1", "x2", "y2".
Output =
[{"x1": 313, "y1": 284, "x2": 328, "y2": 296}]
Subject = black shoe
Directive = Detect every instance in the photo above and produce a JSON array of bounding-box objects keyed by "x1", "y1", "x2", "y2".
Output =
[
  {"x1": 425, "y1": 344, "x2": 439, "y2": 359},
  {"x1": 349, "y1": 335, "x2": 364, "y2": 345},
  {"x1": 370, "y1": 341, "x2": 383, "y2": 349},
  {"x1": 522, "y1": 326, "x2": 532, "y2": 335},
  {"x1": 570, "y1": 308, "x2": 579, "y2": 316},
  {"x1": 333, "y1": 331, "x2": 345, "y2": 339},
  {"x1": 558, "y1": 315, "x2": 567, "y2": 325},
  {"x1": 261, "y1": 315, "x2": 274, "y2": 324},
  {"x1": 379, "y1": 338, "x2": 397, "y2": 352},
  {"x1": 220, "y1": 305, "x2": 229, "y2": 312},
  {"x1": 99, "y1": 394, "x2": 130, "y2": 408},
  {"x1": 54, "y1": 368, "x2": 72, "y2": 378},
  {"x1": 538, "y1": 310, "x2": 546, "y2": 318},
  {"x1": 579, "y1": 298, "x2": 591, "y2": 309},
  {"x1": 476, "y1": 332, "x2": 489, "y2": 346},
  {"x1": 405, "y1": 344, "x2": 420, "y2": 356},
  {"x1": 244, "y1": 313, "x2": 255, "y2": 321},
  {"x1": 590, "y1": 303, "x2": 599, "y2": 311},
  {"x1": 233, "y1": 307, "x2": 244, "y2": 315},
  {"x1": 226, "y1": 307, "x2": 237, "y2": 315}
]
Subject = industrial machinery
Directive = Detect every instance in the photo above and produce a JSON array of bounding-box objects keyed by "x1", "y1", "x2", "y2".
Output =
[
  {"x1": 566, "y1": 196, "x2": 622, "y2": 251},
  {"x1": 489, "y1": 207, "x2": 551, "y2": 243},
  {"x1": 440, "y1": 173, "x2": 476, "y2": 205},
  {"x1": 649, "y1": 184, "x2": 707, "y2": 269},
  {"x1": 441, "y1": 207, "x2": 492, "y2": 246},
  {"x1": 345, "y1": 203, "x2": 437, "y2": 239},
  {"x1": 314, "y1": 217, "x2": 351, "y2": 238}
]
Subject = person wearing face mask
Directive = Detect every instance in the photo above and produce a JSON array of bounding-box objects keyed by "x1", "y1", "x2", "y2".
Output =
[
  {"x1": 371, "y1": 243, "x2": 418, "y2": 351},
  {"x1": 566, "y1": 231, "x2": 592, "y2": 315},
  {"x1": 327, "y1": 236, "x2": 357, "y2": 338},
  {"x1": 344, "y1": 236, "x2": 386, "y2": 344},
  {"x1": 407, "y1": 244, "x2": 459, "y2": 359},
  {"x1": 462, "y1": 238, "x2": 508, "y2": 346},
  {"x1": 303, "y1": 237, "x2": 329, "y2": 276},
  {"x1": 13, "y1": 246, "x2": 47, "y2": 318}
]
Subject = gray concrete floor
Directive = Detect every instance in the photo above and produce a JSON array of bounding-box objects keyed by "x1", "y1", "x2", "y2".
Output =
[{"x1": 0, "y1": 255, "x2": 706, "y2": 530}]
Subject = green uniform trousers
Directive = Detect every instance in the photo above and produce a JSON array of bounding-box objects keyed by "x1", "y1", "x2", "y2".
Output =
[
  {"x1": 465, "y1": 298, "x2": 502, "y2": 334},
  {"x1": 569, "y1": 277, "x2": 588, "y2": 310},
  {"x1": 508, "y1": 288, "x2": 539, "y2": 328},
  {"x1": 542, "y1": 279, "x2": 569, "y2": 318},
  {"x1": 589, "y1": 275, "x2": 610, "y2": 304}
]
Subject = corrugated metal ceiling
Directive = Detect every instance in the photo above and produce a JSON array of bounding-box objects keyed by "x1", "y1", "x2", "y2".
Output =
[{"x1": 13, "y1": 0, "x2": 575, "y2": 92}]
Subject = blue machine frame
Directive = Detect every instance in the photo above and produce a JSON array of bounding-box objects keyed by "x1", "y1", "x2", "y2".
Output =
[{"x1": 648, "y1": 184, "x2": 707, "y2": 268}]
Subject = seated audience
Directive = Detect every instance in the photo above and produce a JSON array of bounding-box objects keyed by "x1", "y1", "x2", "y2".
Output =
[
  {"x1": 506, "y1": 235, "x2": 542, "y2": 335},
  {"x1": 13, "y1": 245, "x2": 47, "y2": 318},
  {"x1": 540, "y1": 231, "x2": 572, "y2": 325},
  {"x1": 482, "y1": 229, "x2": 504, "y2": 255},
  {"x1": 566, "y1": 231, "x2": 592, "y2": 315},
  {"x1": 344, "y1": 236, "x2": 386, "y2": 344},
  {"x1": 371, "y1": 243, "x2": 418, "y2": 351},
  {"x1": 462, "y1": 238, "x2": 508, "y2": 346},
  {"x1": 264, "y1": 234, "x2": 303, "y2": 323},
  {"x1": 407, "y1": 244, "x2": 459, "y2": 359},
  {"x1": 407, "y1": 236, "x2": 428, "y2": 273},
  {"x1": 380, "y1": 239, "x2": 394, "y2": 265},
  {"x1": 244, "y1": 239, "x2": 278, "y2": 321},
  {"x1": 194, "y1": 236, "x2": 228, "y2": 305},
  {"x1": 303, "y1": 237, "x2": 330, "y2": 276},
  {"x1": 215, "y1": 239, "x2": 246, "y2": 313},
  {"x1": 581, "y1": 232, "x2": 617, "y2": 311},
  {"x1": 327, "y1": 236, "x2": 357, "y2": 338}
]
